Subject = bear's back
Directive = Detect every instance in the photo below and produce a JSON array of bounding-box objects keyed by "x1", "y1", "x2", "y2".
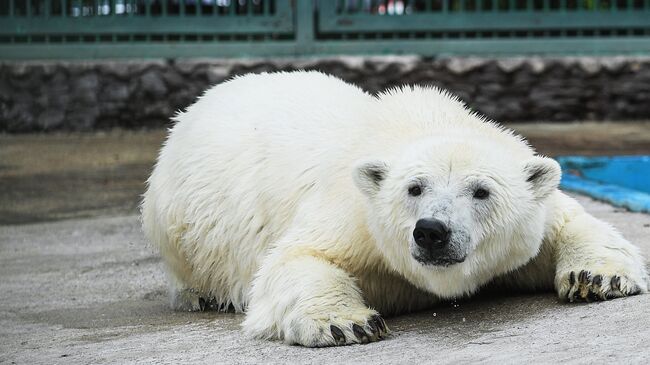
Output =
[{"x1": 142, "y1": 72, "x2": 380, "y2": 307}]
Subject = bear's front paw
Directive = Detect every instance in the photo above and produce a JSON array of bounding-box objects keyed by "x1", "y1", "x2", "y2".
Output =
[
  {"x1": 557, "y1": 270, "x2": 645, "y2": 302},
  {"x1": 287, "y1": 310, "x2": 389, "y2": 347}
]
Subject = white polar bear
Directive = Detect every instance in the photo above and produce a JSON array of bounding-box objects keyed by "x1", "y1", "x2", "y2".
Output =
[{"x1": 142, "y1": 71, "x2": 648, "y2": 347}]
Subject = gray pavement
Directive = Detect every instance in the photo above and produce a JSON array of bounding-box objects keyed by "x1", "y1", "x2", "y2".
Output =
[
  {"x1": 1, "y1": 124, "x2": 650, "y2": 364},
  {"x1": 1, "y1": 195, "x2": 650, "y2": 364}
]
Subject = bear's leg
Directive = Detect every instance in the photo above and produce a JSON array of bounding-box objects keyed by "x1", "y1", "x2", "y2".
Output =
[
  {"x1": 162, "y1": 257, "x2": 214, "y2": 312},
  {"x1": 171, "y1": 287, "x2": 206, "y2": 311},
  {"x1": 165, "y1": 270, "x2": 209, "y2": 312},
  {"x1": 549, "y1": 192, "x2": 648, "y2": 302},
  {"x1": 242, "y1": 254, "x2": 388, "y2": 347}
]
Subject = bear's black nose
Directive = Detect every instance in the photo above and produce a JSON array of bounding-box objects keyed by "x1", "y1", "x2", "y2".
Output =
[{"x1": 413, "y1": 219, "x2": 451, "y2": 249}]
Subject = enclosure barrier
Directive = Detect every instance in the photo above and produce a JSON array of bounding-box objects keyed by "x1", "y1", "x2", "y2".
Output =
[{"x1": 1, "y1": 0, "x2": 650, "y2": 59}]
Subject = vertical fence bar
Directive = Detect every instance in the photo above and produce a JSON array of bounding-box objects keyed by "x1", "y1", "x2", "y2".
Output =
[
  {"x1": 245, "y1": 0, "x2": 253, "y2": 41},
  {"x1": 94, "y1": 0, "x2": 98, "y2": 15},
  {"x1": 296, "y1": 0, "x2": 314, "y2": 54},
  {"x1": 147, "y1": 0, "x2": 153, "y2": 42},
  {"x1": 114, "y1": 0, "x2": 117, "y2": 16},
  {"x1": 60, "y1": 0, "x2": 67, "y2": 43},
  {"x1": 405, "y1": 0, "x2": 413, "y2": 38},
  {"x1": 180, "y1": 0, "x2": 185, "y2": 42}
]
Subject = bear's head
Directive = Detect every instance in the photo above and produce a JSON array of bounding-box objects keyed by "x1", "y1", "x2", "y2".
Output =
[{"x1": 353, "y1": 125, "x2": 561, "y2": 298}]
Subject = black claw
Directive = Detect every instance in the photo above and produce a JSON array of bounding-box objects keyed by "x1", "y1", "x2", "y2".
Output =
[
  {"x1": 198, "y1": 297, "x2": 206, "y2": 311},
  {"x1": 372, "y1": 315, "x2": 387, "y2": 333},
  {"x1": 569, "y1": 271, "x2": 576, "y2": 286},
  {"x1": 628, "y1": 284, "x2": 642, "y2": 296},
  {"x1": 611, "y1": 276, "x2": 621, "y2": 291},
  {"x1": 330, "y1": 325, "x2": 346, "y2": 345},
  {"x1": 578, "y1": 270, "x2": 591, "y2": 284},
  {"x1": 592, "y1": 275, "x2": 603, "y2": 287},
  {"x1": 573, "y1": 289, "x2": 583, "y2": 301},
  {"x1": 587, "y1": 290, "x2": 600, "y2": 302},
  {"x1": 352, "y1": 324, "x2": 369, "y2": 343},
  {"x1": 367, "y1": 319, "x2": 379, "y2": 335}
]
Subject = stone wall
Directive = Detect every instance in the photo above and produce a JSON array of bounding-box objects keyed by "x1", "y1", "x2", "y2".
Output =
[{"x1": 2, "y1": 56, "x2": 650, "y2": 132}]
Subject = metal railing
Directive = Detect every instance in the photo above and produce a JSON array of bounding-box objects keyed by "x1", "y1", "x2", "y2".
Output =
[{"x1": 1, "y1": 0, "x2": 650, "y2": 59}]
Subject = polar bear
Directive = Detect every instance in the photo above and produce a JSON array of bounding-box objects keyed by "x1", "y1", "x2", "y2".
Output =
[{"x1": 142, "y1": 71, "x2": 648, "y2": 347}]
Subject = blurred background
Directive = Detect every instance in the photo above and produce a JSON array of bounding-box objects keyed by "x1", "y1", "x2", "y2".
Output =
[
  {"x1": 2, "y1": 0, "x2": 650, "y2": 130},
  {"x1": 1, "y1": 2, "x2": 650, "y2": 362},
  {"x1": 1, "y1": 0, "x2": 649, "y2": 221}
]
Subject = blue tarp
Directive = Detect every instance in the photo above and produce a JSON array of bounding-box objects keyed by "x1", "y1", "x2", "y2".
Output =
[{"x1": 557, "y1": 155, "x2": 650, "y2": 213}]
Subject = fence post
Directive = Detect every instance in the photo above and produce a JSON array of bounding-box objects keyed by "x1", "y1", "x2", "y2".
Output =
[{"x1": 294, "y1": 0, "x2": 315, "y2": 56}]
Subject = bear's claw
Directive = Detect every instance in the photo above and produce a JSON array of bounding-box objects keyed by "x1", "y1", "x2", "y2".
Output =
[
  {"x1": 330, "y1": 325, "x2": 346, "y2": 345},
  {"x1": 327, "y1": 315, "x2": 388, "y2": 346},
  {"x1": 352, "y1": 324, "x2": 370, "y2": 343},
  {"x1": 562, "y1": 270, "x2": 643, "y2": 302}
]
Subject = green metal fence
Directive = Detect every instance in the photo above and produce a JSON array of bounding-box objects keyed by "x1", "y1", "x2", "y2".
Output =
[{"x1": 1, "y1": 0, "x2": 650, "y2": 59}]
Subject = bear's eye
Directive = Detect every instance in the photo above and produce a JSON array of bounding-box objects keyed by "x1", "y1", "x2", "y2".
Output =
[
  {"x1": 408, "y1": 185, "x2": 422, "y2": 197},
  {"x1": 473, "y1": 188, "x2": 490, "y2": 200}
]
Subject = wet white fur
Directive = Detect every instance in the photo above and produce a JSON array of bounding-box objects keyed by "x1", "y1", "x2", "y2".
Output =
[{"x1": 142, "y1": 71, "x2": 648, "y2": 347}]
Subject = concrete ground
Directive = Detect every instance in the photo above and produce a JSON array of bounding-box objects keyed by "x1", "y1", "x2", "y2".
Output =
[{"x1": 1, "y1": 122, "x2": 650, "y2": 364}]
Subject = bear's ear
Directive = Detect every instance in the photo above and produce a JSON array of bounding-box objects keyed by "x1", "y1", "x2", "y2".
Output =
[
  {"x1": 523, "y1": 156, "x2": 561, "y2": 201},
  {"x1": 354, "y1": 160, "x2": 389, "y2": 197}
]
